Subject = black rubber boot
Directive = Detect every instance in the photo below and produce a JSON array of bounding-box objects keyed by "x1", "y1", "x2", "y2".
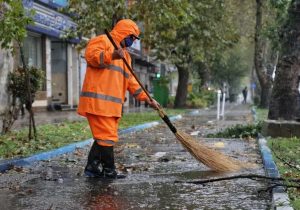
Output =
[
  {"x1": 84, "y1": 141, "x2": 103, "y2": 178},
  {"x1": 100, "y1": 146, "x2": 126, "y2": 179}
]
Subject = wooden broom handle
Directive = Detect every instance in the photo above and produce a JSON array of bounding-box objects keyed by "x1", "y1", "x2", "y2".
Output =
[{"x1": 104, "y1": 29, "x2": 152, "y2": 100}]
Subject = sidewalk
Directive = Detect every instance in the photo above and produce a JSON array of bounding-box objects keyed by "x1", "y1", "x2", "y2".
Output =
[
  {"x1": 2, "y1": 106, "x2": 153, "y2": 131},
  {"x1": 0, "y1": 104, "x2": 272, "y2": 210}
]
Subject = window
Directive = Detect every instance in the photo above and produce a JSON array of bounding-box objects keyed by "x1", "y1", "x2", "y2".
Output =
[
  {"x1": 23, "y1": 34, "x2": 42, "y2": 68},
  {"x1": 21, "y1": 33, "x2": 46, "y2": 91}
]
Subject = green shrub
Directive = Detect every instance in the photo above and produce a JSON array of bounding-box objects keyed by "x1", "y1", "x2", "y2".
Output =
[
  {"x1": 199, "y1": 89, "x2": 216, "y2": 106},
  {"x1": 207, "y1": 121, "x2": 262, "y2": 138},
  {"x1": 8, "y1": 66, "x2": 44, "y2": 104},
  {"x1": 255, "y1": 108, "x2": 268, "y2": 121},
  {"x1": 168, "y1": 96, "x2": 175, "y2": 107},
  {"x1": 187, "y1": 89, "x2": 216, "y2": 108},
  {"x1": 187, "y1": 97, "x2": 207, "y2": 108},
  {"x1": 187, "y1": 92, "x2": 197, "y2": 100},
  {"x1": 253, "y1": 96, "x2": 260, "y2": 106}
]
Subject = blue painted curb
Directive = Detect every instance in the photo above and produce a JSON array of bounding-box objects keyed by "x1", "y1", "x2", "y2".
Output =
[
  {"x1": 253, "y1": 107, "x2": 293, "y2": 209},
  {"x1": 0, "y1": 138, "x2": 93, "y2": 173},
  {"x1": 0, "y1": 114, "x2": 183, "y2": 173},
  {"x1": 258, "y1": 137, "x2": 280, "y2": 179},
  {"x1": 253, "y1": 106, "x2": 280, "y2": 179},
  {"x1": 258, "y1": 136, "x2": 294, "y2": 208},
  {"x1": 252, "y1": 107, "x2": 280, "y2": 178}
]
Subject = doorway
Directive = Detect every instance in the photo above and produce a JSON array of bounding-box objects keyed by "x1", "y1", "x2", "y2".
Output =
[{"x1": 51, "y1": 41, "x2": 67, "y2": 104}]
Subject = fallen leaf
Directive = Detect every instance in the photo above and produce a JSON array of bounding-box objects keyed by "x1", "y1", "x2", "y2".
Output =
[
  {"x1": 190, "y1": 131, "x2": 200, "y2": 136},
  {"x1": 124, "y1": 143, "x2": 140, "y2": 149},
  {"x1": 213, "y1": 142, "x2": 225, "y2": 148}
]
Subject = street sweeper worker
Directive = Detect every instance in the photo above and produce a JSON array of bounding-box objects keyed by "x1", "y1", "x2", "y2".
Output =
[{"x1": 77, "y1": 19, "x2": 159, "y2": 179}]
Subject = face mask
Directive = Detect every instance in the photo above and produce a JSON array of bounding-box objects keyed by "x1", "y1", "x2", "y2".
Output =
[{"x1": 124, "y1": 36, "x2": 134, "y2": 47}]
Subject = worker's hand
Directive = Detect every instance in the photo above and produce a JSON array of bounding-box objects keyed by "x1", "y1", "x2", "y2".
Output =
[
  {"x1": 146, "y1": 98, "x2": 160, "y2": 110},
  {"x1": 112, "y1": 48, "x2": 124, "y2": 60}
]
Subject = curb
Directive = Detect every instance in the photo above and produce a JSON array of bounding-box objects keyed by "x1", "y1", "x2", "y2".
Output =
[
  {"x1": 0, "y1": 114, "x2": 183, "y2": 173},
  {"x1": 258, "y1": 137, "x2": 293, "y2": 210},
  {"x1": 253, "y1": 107, "x2": 293, "y2": 210},
  {"x1": 0, "y1": 138, "x2": 93, "y2": 173}
]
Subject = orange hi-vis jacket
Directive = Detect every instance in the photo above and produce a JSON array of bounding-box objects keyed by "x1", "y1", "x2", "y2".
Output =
[{"x1": 77, "y1": 19, "x2": 148, "y2": 118}]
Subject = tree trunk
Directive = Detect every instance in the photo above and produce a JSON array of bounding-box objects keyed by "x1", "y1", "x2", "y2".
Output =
[
  {"x1": 260, "y1": 84, "x2": 272, "y2": 107},
  {"x1": 174, "y1": 64, "x2": 189, "y2": 108},
  {"x1": 268, "y1": 0, "x2": 300, "y2": 120},
  {"x1": 254, "y1": 0, "x2": 272, "y2": 108},
  {"x1": 0, "y1": 47, "x2": 18, "y2": 134},
  {"x1": 260, "y1": 45, "x2": 278, "y2": 107},
  {"x1": 1, "y1": 95, "x2": 20, "y2": 134},
  {"x1": 19, "y1": 43, "x2": 37, "y2": 139}
]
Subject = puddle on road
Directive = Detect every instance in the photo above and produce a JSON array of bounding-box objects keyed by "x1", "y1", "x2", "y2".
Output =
[
  {"x1": 0, "y1": 138, "x2": 269, "y2": 210},
  {"x1": 0, "y1": 166, "x2": 270, "y2": 210},
  {"x1": 0, "y1": 113, "x2": 271, "y2": 209}
]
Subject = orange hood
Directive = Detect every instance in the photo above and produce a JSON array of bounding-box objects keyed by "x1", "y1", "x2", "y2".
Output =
[{"x1": 110, "y1": 19, "x2": 140, "y2": 47}]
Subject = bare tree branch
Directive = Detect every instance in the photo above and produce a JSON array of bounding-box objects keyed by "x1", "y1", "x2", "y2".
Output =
[
  {"x1": 258, "y1": 183, "x2": 300, "y2": 193},
  {"x1": 174, "y1": 174, "x2": 300, "y2": 185}
]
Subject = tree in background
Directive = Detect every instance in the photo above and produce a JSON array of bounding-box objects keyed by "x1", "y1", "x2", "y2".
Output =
[
  {"x1": 189, "y1": 0, "x2": 253, "y2": 104},
  {"x1": 254, "y1": 0, "x2": 271, "y2": 108},
  {"x1": 253, "y1": 0, "x2": 291, "y2": 108},
  {"x1": 132, "y1": 0, "x2": 239, "y2": 108},
  {"x1": 66, "y1": 0, "x2": 127, "y2": 47},
  {"x1": 0, "y1": 0, "x2": 41, "y2": 139},
  {"x1": 210, "y1": 51, "x2": 248, "y2": 102},
  {"x1": 67, "y1": 0, "x2": 188, "y2": 107},
  {"x1": 67, "y1": 0, "x2": 239, "y2": 108},
  {"x1": 268, "y1": 0, "x2": 300, "y2": 120},
  {"x1": 131, "y1": 0, "x2": 190, "y2": 108}
]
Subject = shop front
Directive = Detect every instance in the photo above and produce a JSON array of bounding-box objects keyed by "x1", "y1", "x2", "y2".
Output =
[{"x1": 22, "y1": 0, "x2": 79, "y2": 110}]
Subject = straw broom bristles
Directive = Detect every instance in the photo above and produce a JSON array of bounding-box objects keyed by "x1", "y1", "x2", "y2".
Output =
[{"x1": 175, "y1": 130, "x2": 242, "y2": 172}]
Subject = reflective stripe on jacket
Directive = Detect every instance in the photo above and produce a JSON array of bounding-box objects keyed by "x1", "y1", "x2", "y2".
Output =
[{"x1": 77, "y1": 19, "x2": 147, "y2": 117}]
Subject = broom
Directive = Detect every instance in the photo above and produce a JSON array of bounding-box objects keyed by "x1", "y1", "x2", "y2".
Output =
[{"x1": 105, "y1": 29, "x2": 241, "y2": 172}]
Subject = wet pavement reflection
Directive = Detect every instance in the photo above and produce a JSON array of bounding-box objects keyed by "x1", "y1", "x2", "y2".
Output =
[{"x1": 0, "y1": 104, "x2": 271, "y2": 209}]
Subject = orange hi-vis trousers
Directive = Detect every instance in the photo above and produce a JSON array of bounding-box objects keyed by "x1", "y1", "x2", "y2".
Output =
[{"x1": 86, "y1": 113, "x2": 120, "y2": 147}]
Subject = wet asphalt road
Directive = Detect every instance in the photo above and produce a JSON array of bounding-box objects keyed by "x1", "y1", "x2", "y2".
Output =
[{"x1": 0, "y1": 104, "x2": 271, "y2": 209}]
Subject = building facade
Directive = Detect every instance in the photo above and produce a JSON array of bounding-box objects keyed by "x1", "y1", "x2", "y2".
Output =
[
  {"x1": 21, "y1": 0, "x2": 173, "y2": 111},
  {"x1": 22, "y1": 0, "x2": 79, "y2": 111}
]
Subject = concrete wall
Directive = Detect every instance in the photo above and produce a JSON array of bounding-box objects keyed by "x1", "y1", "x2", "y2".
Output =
[
  {"x1": 263, "y1": 119, "x2": 300, "y2": 138},
  {"x1": 0, "y1": 48, "x2": 14, "y2": 113}
]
